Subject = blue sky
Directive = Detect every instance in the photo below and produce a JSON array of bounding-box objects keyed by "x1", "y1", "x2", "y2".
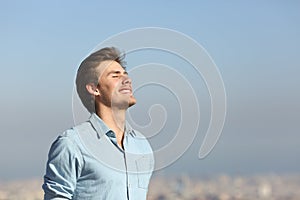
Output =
[{"x1": 0, "y1": 1, "x2": 300, "y2": 180}]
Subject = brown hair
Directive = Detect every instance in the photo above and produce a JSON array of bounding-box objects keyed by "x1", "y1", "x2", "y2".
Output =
[{"x1": 76, "y1": 47, "x2": 125, "y2": 113}]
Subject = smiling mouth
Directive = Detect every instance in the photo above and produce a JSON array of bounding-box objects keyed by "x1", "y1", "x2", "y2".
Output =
[{"x1": 119, "y1": 88, "x2": 132, "y2": 94}]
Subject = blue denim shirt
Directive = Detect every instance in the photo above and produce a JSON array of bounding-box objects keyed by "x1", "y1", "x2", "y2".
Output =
[{"x1": 43, "y1": 113, "x2": 154, "y2": 200}]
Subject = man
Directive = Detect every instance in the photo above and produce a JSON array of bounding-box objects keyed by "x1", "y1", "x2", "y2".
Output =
[{"x1": 42, "y1": 47, "x2": 154, "y2": 200}]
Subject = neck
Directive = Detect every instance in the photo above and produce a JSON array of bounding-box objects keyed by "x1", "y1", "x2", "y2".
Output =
[{"x1": 96, "y1": 105, "x2": 126, "y2": 147}]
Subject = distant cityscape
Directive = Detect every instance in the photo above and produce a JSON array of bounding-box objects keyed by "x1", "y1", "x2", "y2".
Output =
[
  {"x1": 147, "y1": 174, "x2": 300, "y2": 200},
  {"x1": 0, "y1": 174, "x2": 299, "y2": 200}
]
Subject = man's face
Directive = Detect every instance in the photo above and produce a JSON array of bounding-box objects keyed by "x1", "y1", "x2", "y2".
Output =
[{"x1": 96, "y1": 60, "x2": 136, "y2": 109}]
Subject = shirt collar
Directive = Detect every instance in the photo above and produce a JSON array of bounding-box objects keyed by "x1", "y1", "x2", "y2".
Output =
[{"x1": 89, "y1": 113, "x2": 136, "y2": 139}]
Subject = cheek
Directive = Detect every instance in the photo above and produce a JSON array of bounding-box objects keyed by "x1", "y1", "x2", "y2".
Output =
[
  {"x1": 111, "y1": 81, "x2": 121, "y2": 92},
  {"x1": 100, "y1": 81, "x2": 117, "y2": 92},
  {"x1": 105, "y1": 82, "x2": 120, "y2": 96},
  {"x1": 98, "y1": 78, "x2": 121, "y2": 96}
]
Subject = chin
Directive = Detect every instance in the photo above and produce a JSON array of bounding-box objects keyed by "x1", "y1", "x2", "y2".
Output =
[
  {"x1": 112, "y1": 97, "x2": 136, "y2": 109},
  {"x1": 128, "y1": 97, "x2": 137, "y2": 107}
]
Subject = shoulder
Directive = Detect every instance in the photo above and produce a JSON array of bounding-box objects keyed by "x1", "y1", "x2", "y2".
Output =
[
  {"x1": 48, "y1": 122, "x2": 91, "y2": 157},
  {"x1": 48, "y1": 129, "x2": 79, "y2": 159},
  {"x1": 56, "y1": 122, "x2": 92, "y2": 144}
]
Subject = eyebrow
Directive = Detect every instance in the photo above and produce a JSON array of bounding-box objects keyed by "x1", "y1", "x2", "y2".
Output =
[{"x1": 107, "y1": 70, "x2": 128, "y2": 76}]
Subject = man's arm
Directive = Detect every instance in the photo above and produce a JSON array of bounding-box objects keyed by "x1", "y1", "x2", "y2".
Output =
[{"x1": 42, "y1": 135, "x2": 82, "y2": 200}]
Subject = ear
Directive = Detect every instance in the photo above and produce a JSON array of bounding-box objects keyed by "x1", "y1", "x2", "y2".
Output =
[{"x1": 86, "y1": 83, "x2": 100, "y2": 96}]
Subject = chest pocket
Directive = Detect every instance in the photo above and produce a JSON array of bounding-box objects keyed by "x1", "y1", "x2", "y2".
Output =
[{"x1": 135, "y1": 155, "x2": 153, "y2": 189}]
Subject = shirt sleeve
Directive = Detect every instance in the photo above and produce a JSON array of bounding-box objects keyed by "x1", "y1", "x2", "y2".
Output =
[{"x1": 42, "y1": 134, "x2": 83, "y2": 200}]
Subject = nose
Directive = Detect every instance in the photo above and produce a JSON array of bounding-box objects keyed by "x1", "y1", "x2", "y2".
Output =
[{"x1": 122, "y1": 75, "x2": 132, "y2": 85}]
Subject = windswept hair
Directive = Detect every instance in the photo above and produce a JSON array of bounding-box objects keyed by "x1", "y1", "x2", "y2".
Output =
[{"x1": 76, "y1": 47, "x2": 125, "y2": 113}]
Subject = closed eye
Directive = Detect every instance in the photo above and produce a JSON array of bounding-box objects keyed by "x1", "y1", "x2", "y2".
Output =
[{"x1": 108, "y1": 70, "x2": 128, "y2": 78}]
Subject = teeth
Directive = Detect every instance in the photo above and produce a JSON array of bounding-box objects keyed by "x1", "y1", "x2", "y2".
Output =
[{"x1": 120, "y1": 89, "x2": 131, "y2": 94}]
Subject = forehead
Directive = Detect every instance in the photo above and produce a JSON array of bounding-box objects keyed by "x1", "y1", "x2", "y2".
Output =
[{"x1": 97, "y1": 60, "x2": 125, "y2": 75}]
